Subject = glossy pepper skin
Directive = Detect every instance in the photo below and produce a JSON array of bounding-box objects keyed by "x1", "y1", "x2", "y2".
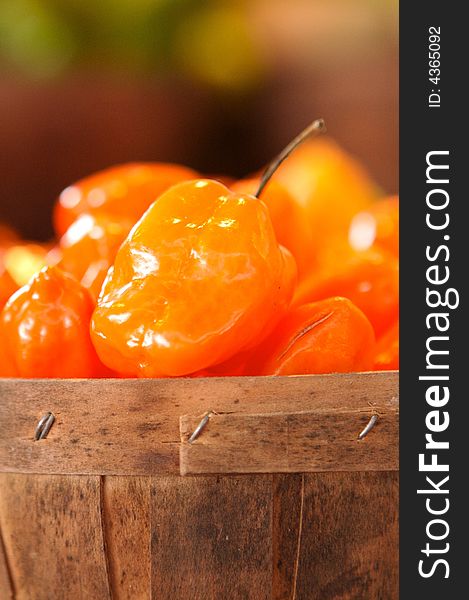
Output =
[
  {"x1": 294, "y1": 248, "x2": 398, "y2": 338},
  {"x1": 273, "y1": 138, "x2": 378, "y2": 253},
  {"x1": 58, "y1": 213, "x2": 134, "y2": 300},
  {"x1": 0, "y1": 266, "x2": 110, "y2": 378},
  {"x1": 374, "y1": 321, "x2": 399, "y2": 371},
  {"x1": 54, "y1": 162, "x2": 198, "y2": 237},
  {"x1": 232, "y1": 178, "x2": 315, "y2": 279},
  {"x1": 91, "y1": 179, "x2": 297, "y2": 377},
  {"x1": 247, "y1": 297, "x2": 375, "y2": 376}
]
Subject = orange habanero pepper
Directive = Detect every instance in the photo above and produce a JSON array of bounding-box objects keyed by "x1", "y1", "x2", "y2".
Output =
[
  {"x1": 247, "y1": 297, "x2": 375, "y2": 376},
  {"x1": 91, "y1": 179, "x2": 296, "y2": 377},
  {"x1": 0, "y1": 266, "x2": 110, "y2": 378},
  {"x1": 273, "y1": 137, "x2": 379, "y2": 253},
  {"x1": 54, "y1": 162, "x2": 198, "y2": 236}
]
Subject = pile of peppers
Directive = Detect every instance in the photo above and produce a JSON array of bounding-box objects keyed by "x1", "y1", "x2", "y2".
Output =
[{"x1": 0, "y1": 123, "x2": 399, "y2": 378}]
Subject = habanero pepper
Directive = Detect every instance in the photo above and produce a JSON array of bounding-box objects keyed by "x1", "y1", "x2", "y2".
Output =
[
  {"x1": 272, "y1": 137, "x2": 379, "y2": 253},
  {"x1": 0, "y1": 266, "x2": 110, "y2": 378},
  {"x1": 246, "y1": 297, "x2": 375, "y2": 376},
  {"x1": 91, "y1": 179, "x2": 297, "y2": 377},
  {"x1": 90, "y1": 120, "x2": 331, "y2": 378},
  {"x1": 54, "y1": 162, "x2": 198, "y2": 237}
]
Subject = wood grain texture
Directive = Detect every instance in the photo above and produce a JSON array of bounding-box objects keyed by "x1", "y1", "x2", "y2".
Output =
[
  {"x1": 0, "y1": 523, "x2": 14, "y2": 600},
  {"x1": 0, "y1": 473, "x2": 111, "y2": 600},
  {"x1": 180, "y1": 407, "x2": 398, "y2": 475},
  {"x1": 0, "y1": 471, "x2": 398, "y2": 599},
  {"x1": 271, "y1": 474, "x2": 304, "y2": 600},
  {"x1": 102, "y1": 476, "x2": 151, "y2": 600},
  {"x1": 150, "y1": 475, "x2": 273, "y2": 599},
  {"x1": 0, "y1": 372, "x2": 398, "y2": 476},
  {"x1": 293, "y1": 471, "x2": 399, "y2": 599}
]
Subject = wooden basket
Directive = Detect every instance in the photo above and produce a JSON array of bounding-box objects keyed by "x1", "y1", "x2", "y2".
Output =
[{"x1": 0, "y1": 371, "x2": 398, "y2": 600}]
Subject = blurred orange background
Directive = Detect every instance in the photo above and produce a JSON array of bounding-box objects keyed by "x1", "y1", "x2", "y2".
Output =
[{"x1": 0, "y1": 0, "x2": 398, "y2": 241}]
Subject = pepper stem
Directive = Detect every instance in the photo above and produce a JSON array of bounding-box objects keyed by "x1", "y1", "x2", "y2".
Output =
[{"x1": 255, "y1": 118, "x2": 326, "y2": 199}]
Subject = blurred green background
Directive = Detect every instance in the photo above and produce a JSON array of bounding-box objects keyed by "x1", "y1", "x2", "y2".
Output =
[{"x1": 0, "y1": 0, "x2": 398, "y2": 240}]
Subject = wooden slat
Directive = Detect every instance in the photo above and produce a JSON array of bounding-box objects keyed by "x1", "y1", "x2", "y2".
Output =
[
  {"x1": 0, "y1": 473, "x2": 111, "y2": 600},
  {"x1": 272, "y1": 474, "x2": 303, "y2": 600},
  {"x1": 0, "y1": 372, "x2": 398, "y2": 476},
  {"x1": 102, "y1": 476, "x2": 151, "y2": 600},
  {"x1": 0, "y1": 524, "x2": 14, "y2": 600},
  {"x1": 293, "y1": 471, "x2": 399, "y2": 599},
  {"x1": 180, "y1": 407, "x2": 398, "y2": 474},
  {"x1": 150, "y1": 475, "x2": 273, "y2": 599}
]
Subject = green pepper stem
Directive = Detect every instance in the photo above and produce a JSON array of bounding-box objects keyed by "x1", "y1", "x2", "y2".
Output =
[{"x1": 255, "y1": 118, "x2": 326, "y2": 199}]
